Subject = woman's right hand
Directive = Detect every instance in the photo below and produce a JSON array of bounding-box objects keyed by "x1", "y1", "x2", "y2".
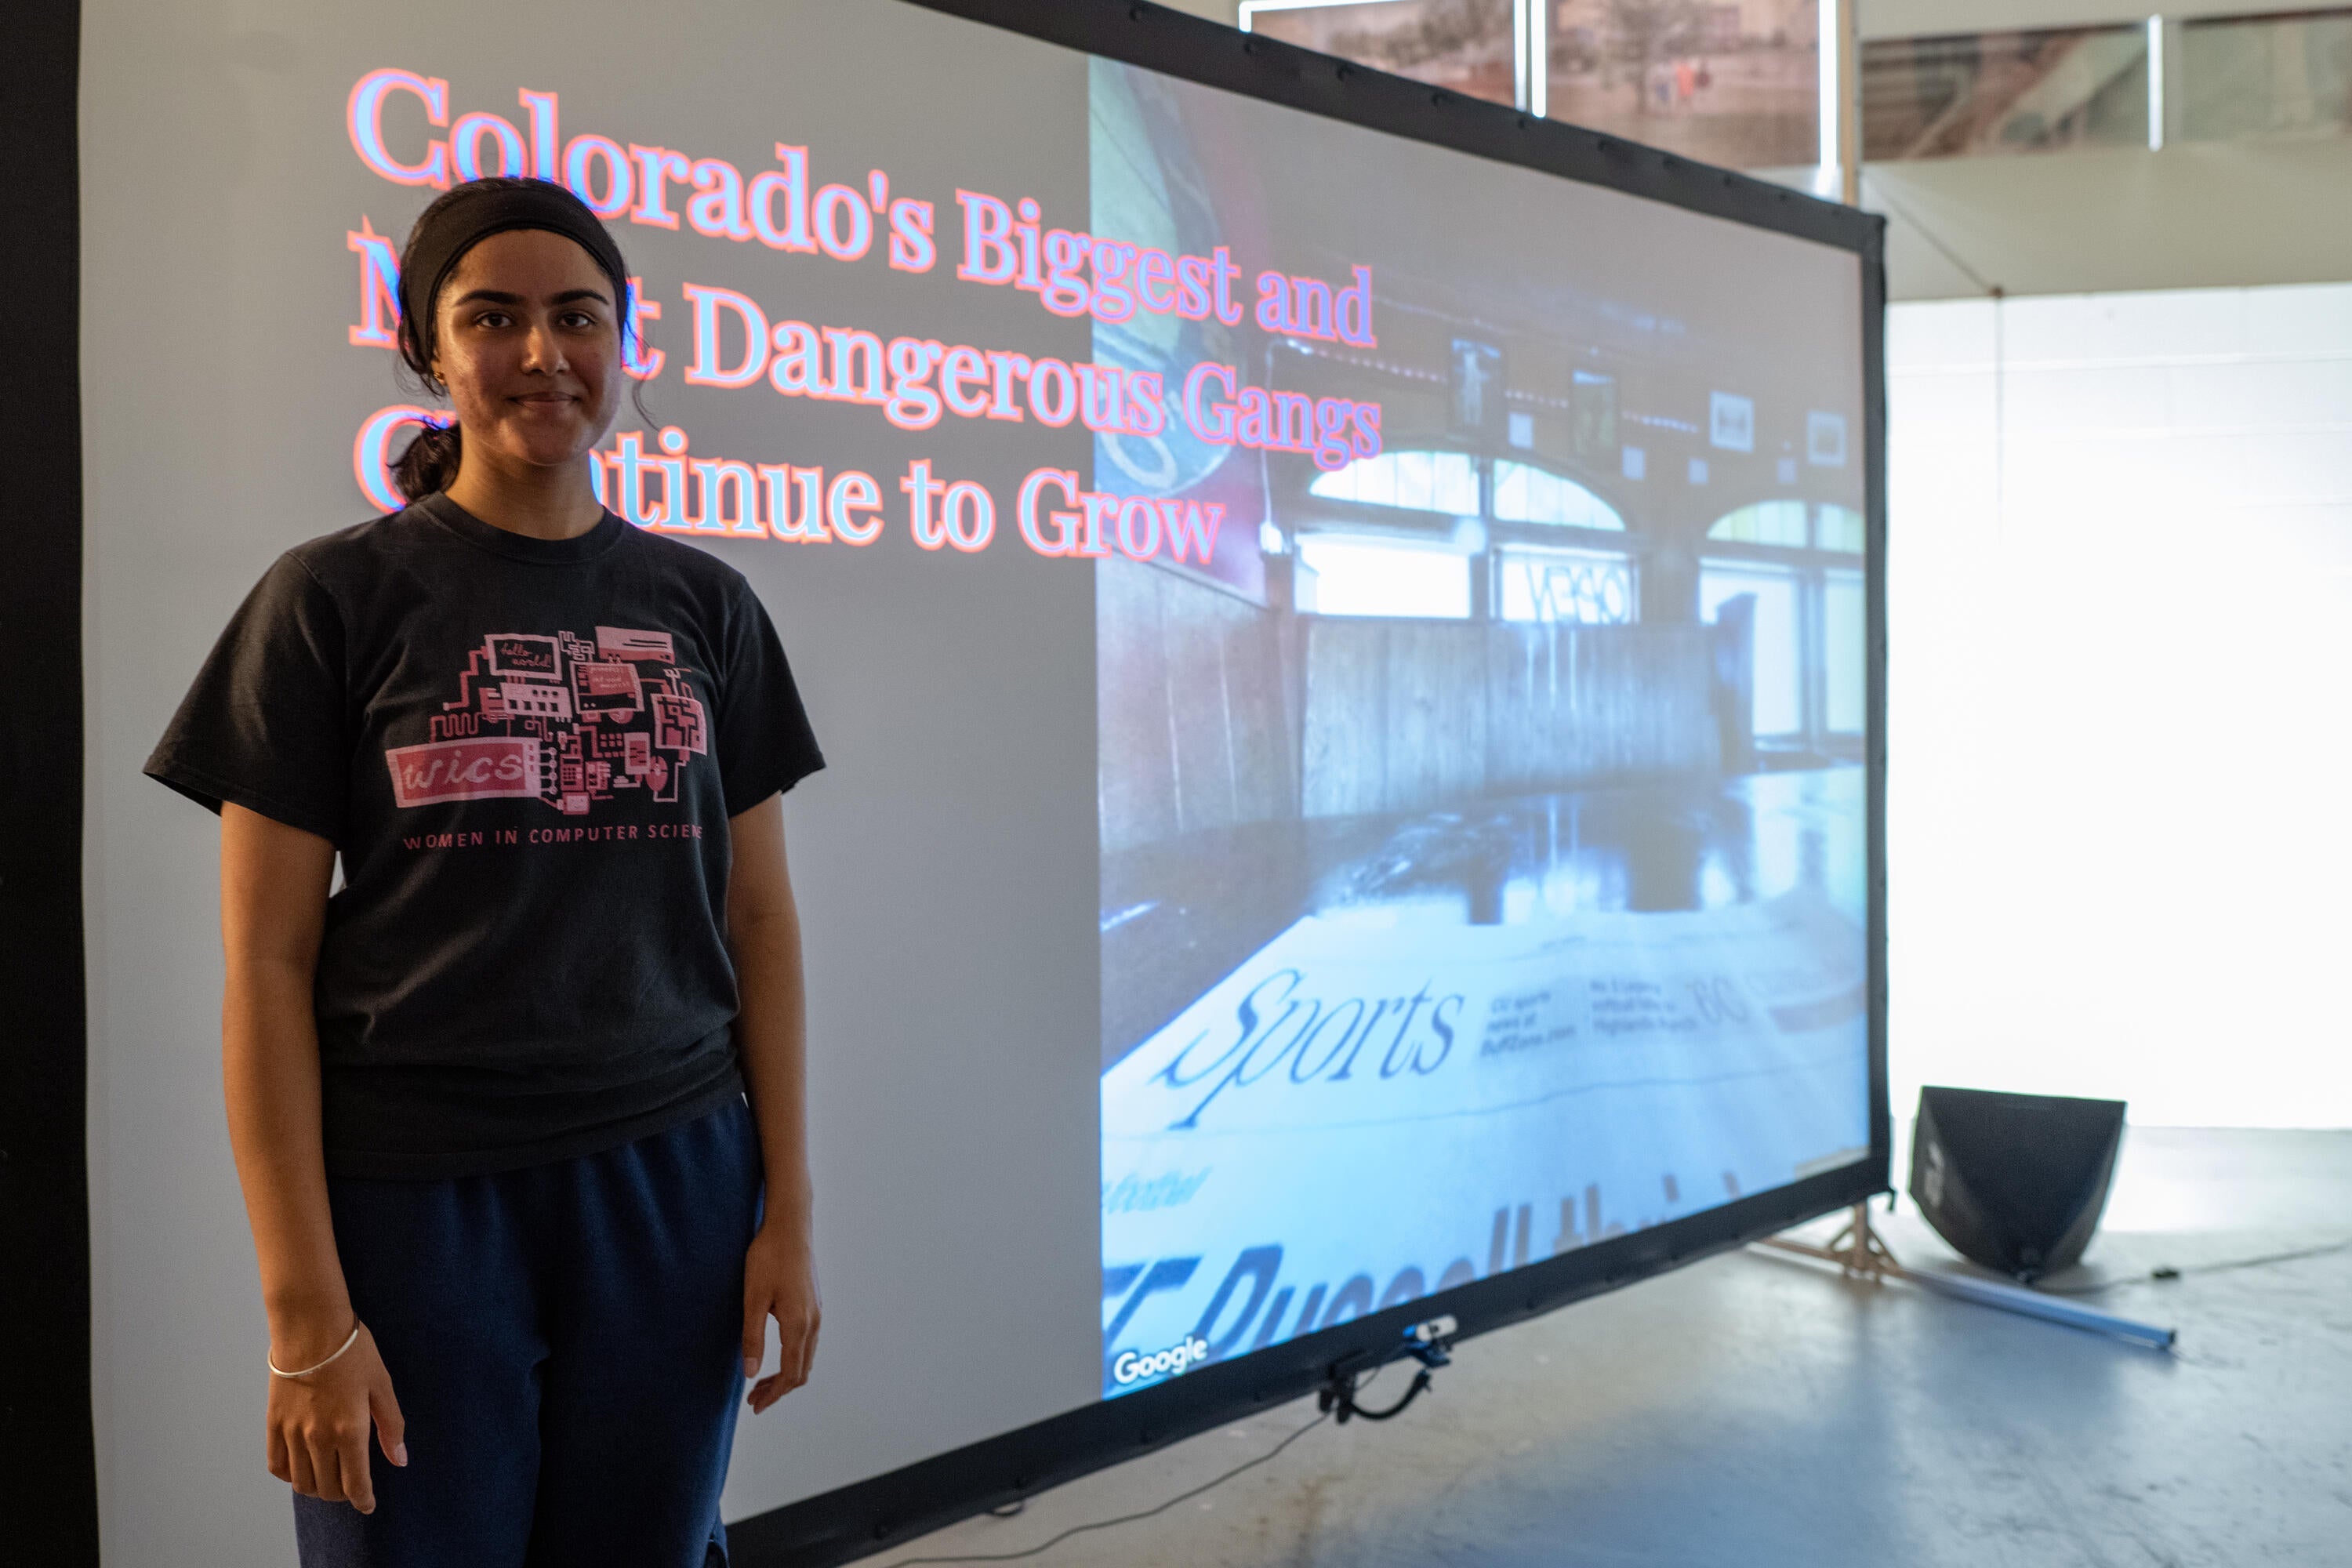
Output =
[
  {"x1": 265, "y1": 1322, "x2": 407, "y2": 1513},
  {"x1": 220, "y1": 808, "x2": 399, "y2": 1511}
]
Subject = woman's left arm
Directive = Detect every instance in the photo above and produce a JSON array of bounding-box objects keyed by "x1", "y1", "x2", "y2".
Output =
[{"x1": 727, "y1": 792, "x2": 820, "y2": 1414}]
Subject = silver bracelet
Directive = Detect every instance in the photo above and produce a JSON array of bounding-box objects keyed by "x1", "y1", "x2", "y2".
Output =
[{"x1": 268, "y1": 1323, "x2": 361, "y2": 1379}]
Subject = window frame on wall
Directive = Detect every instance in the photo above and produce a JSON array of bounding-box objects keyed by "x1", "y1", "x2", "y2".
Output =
[
  {"x1": 1250, "y1": 0, "x2": 2352, "y2": 176},
  {"x1": 1858, "y1": 21, "x2": 2156, "y2": 163},
  {"x1": 2177, "y1": 6, "x2": 2352, "y2": 143},
  {"x1": 1543, "y1": 0, "x2": 1826, "y2": 172},
  {"x1": 1247, "y1": 0, "x2": 1836, "y2": 173},
  {"x1": 1240, "y1": 0, "x2": 1522, "y2": 108}
]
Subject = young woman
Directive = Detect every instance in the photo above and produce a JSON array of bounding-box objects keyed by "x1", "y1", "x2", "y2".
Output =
[{"x1": 146, "y1": 177, "x2": 822, "y2": 1566}]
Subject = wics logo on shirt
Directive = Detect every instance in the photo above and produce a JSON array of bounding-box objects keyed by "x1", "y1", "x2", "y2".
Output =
[{"x1": 386, "y1": 626, "x2": 708, "y2": 815}]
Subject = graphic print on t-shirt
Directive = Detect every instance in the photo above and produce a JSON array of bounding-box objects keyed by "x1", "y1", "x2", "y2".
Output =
[{"x1": 386, "y1": 625, "x2": 709, "y2": 815}]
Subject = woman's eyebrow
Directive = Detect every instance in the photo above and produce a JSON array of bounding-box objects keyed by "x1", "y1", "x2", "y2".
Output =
[{"x1": 448, "y1": 287, "x2": 612, "y2": 307}]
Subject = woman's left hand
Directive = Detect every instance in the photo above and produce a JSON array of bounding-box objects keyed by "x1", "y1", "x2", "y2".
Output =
[{"x1": 741, "y1": 1219, "x2": 821, "y2": 1413}]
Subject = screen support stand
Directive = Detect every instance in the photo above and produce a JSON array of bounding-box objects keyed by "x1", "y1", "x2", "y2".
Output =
[
  {"x1": 1319, "y1": 1333, "x2": 1452, "y2": 1425},
  {"x1": 1755, "y1": 1203, "x2": 2176, "y2": 1352}
]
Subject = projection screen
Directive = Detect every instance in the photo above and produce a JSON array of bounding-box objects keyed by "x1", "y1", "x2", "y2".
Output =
[{"x1": 67, "y1": 1, "x2": 1887, "y2": 1561}]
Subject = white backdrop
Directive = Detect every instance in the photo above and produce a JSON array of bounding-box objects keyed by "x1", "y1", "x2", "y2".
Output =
[{"x1": 1887, "y1": 281, "x2": 2352, "y2": 1129}]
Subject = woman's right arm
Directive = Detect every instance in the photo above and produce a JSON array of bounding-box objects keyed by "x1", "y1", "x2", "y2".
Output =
[{"x1": 220, "y1": 802, "x2": 404, "y2": 1514}]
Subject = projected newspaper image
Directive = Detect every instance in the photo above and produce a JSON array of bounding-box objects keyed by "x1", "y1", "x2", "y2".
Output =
[{"x1": 1092, "y1": 62, "x2": 1871, "y2": 1396}]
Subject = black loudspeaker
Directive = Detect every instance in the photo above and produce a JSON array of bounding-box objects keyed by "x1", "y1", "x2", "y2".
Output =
[{"x1": 1909, "y1": 1087, "x2": 2127, "y2": 1283}]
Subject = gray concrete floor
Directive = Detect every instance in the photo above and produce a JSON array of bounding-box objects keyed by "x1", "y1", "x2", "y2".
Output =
[{"x1": 879, "y1": 1129, "x2": 2352, "y2": 1567}]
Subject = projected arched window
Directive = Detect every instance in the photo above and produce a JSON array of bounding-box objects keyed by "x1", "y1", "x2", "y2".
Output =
[
  {"x1": 1708, "y1": 499, "x2": 1809, "y2": 548},
  {"x1": 1490, "y1": 462, "x2": 1629, "y2": 623},
  {"x1": 1490, "y1": 459, "x2": 1623, "y2": 531},
  {"x1": 1707, "y1": 501, "x2": 1864, "y2": 552},
  {"x1": 1308, "y1": 448, "x2": 1479, "y2": 515}
]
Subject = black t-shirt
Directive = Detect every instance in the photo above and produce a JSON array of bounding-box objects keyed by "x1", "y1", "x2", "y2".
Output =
[{"x1": 147, "y1": 495, "x2": 823, "y2": 1179}]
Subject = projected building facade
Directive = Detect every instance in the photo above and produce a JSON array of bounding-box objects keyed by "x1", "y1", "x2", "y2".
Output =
[{"x1": 1091, "y1": 57, "x2": 1870, "y2": 1396}]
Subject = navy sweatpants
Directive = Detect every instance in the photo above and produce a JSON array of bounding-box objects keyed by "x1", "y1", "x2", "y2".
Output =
[{"x1": 294, "y1": 1097, "x2": 764, "y2": 1568}]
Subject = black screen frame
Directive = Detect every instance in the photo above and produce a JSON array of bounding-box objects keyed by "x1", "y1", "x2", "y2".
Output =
[
  {"x1": 731, "y1": 3, "x2": 1891, "y2": 1564},
  {"x1": 2, "y1": 0, "x2": 100, "y2": 1559}
]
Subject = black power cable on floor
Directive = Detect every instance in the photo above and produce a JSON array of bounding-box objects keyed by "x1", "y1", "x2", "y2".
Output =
[
  {"x1": 878, "y1": 1406, "x2": 1333, "y2": 1568},
  {"x1": 2034, "y1": 1237, "x2": 2352, "y2": 1297}
]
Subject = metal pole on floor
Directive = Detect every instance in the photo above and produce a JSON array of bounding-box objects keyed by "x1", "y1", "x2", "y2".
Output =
[{"x1": 1755, "y1": 1203, "x2": 2178, "y2": 1352}]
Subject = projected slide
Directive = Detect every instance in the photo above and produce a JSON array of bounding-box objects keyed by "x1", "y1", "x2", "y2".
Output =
[
  {"x1": 1089, "y1": 64, "x2": 1870, "y2": 1396},
  {"x1": 99, "y1": 2, "x2": 1875, "y2": 1523}
]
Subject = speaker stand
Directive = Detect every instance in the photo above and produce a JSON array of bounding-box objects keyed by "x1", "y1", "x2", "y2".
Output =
[{"x1": 1755, "y1": 1202, "x2": 2176, "y2": 1352}]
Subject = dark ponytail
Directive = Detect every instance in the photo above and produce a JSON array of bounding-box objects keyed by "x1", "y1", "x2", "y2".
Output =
[
  {"x1": 392, "y1": 420, "x2": 463, "y2": 503},
  {"x1": 387, "y1": 176, "x2": 639, "y2": 503}
]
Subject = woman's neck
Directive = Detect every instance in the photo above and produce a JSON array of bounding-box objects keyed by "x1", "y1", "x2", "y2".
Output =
[{"x1": 443, "y1": 449, "x2": 606, "y2": 541}]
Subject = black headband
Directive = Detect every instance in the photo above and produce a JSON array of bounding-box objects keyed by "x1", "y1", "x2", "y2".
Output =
[{"x1": 399, "y1": 180, "x2": 631, "y2": 373}]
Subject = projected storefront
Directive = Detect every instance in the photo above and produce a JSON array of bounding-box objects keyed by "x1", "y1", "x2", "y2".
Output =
[{"x1": 1091, "y1": 60, "x2": 1870, "y2": 1396}]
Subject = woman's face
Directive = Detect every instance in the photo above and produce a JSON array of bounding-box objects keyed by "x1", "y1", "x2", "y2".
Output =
[{"x1": 430, "y1": 229, "x2": 623, "y2": 472}]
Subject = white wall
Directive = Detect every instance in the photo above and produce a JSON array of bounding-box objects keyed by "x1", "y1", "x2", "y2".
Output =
[
  {"x1": 1886, "y1": 281, "x2": 2352, "y2": 1127},
  {"x1": 1863, "y1": 140, "x2": 2352, "y2": 303}
]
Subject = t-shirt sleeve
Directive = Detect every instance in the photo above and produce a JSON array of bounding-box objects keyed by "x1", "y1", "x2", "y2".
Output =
[
  {"x1": 714, "y1": 577, "x2": 825, "y2": 816},
  {"x1": 143, "y1": 553, "x2": 352, "y2": 844}
]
